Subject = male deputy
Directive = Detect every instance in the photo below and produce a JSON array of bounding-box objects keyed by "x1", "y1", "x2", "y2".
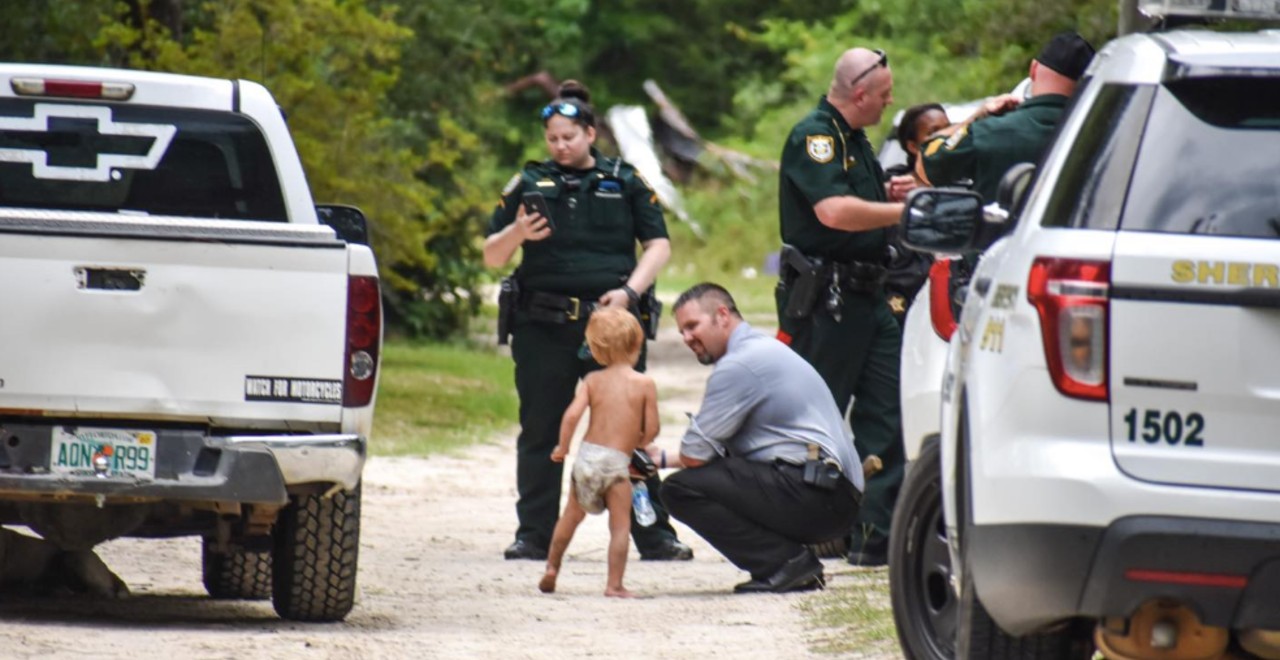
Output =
[
  {"x1": 776, "y1": 47, "x2": 910, "y2": 566},
  {"x1": 660, "y1": 283, "x2": 864, "y2": 593},
  {"x1": 918, "y1": 32, "x2": 1095, "y2": 201}
]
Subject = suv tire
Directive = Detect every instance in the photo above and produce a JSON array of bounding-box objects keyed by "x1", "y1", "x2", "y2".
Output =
[
  {"x1": 202, "y1": 537, "x2": 272, "y2": 600},
  {"x1": 889, "y1": 441, "x2": 954, "y2": 659},
  {"x1": 954, "y1": 415, "x2": 1092, "y2": 659},
  {"x1": 271, "y1": 484, "x2": 361, "y2": 622}
]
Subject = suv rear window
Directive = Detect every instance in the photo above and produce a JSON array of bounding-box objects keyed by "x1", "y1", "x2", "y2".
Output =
[
  {"x1": 0, "y1": 99, "x2": 286, "y2": 221},
  {"x1": 1120, "y1": 77, "x2": 1280, "y2": 239}
]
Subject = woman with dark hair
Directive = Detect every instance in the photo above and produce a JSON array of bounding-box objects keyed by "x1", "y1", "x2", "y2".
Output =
[
  {"x1": 887, "y1": 103, "x2": 949, "y2": 178},
  {"x1": 882, "y1": 103, "x2": 949, "y2": 328},
  {"x1": 483, "y1": 80, "x2": 691, "y2": 562}
]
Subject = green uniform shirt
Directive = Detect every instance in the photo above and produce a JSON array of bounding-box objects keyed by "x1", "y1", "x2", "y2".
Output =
[
  {"x1": 778, "y1": 97, "x2": 889, "y2": 263},
  {"x1": 920, "y1": 94, "x2": 1068, "y2": 203},
  {"x1": 487, "y1": 148, "x2": 668, "y2": 295}
]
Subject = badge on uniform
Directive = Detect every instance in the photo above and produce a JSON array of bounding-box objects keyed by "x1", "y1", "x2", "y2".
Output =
[{"x1": 806, "y1": 135, "x2": 835, "y2": 163}]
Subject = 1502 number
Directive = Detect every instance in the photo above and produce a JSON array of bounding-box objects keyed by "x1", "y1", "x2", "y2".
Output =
[{"x1": 1123, "y1": 409, "x2": 1204, "y2": 447}]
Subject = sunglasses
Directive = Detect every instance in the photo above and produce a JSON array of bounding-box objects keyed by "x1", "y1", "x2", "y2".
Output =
[
  {"x1": 541, "y1": 102, "x2": 582, "y2": 121},
  {"x1": 849, "y1": 49, "x2": 889, "y2": 88}
]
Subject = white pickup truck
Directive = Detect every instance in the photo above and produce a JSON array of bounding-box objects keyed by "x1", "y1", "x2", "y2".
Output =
[{"x1": 0, "y1": 63, "x2": 381, "y2": 621}]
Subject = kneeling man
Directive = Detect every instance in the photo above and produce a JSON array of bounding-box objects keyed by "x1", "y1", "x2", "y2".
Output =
[{"x1": 661, "y1": 283, "x2": 863, "y2": 593}]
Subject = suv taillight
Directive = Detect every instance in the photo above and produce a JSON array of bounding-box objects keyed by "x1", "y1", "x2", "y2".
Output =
[
  {"x1": 928, "y1": 259, "x2": 958, "y2": 340},
  {"x1": 343, "y1": 276, "x2": 381, "y2": 407},
  {"x1": 1026, "y1": 257, "x2": 1110, "y2": 401}
]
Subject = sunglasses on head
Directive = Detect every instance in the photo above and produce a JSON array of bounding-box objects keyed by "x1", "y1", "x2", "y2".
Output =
[
  {"x1": 849, "y1": 49, "x2": 889, "y2": 88},
  {"x1": 541, "y1": 102, "x2": 582, "y2": 121}
]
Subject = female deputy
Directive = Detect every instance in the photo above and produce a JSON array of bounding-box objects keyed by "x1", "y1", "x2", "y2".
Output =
[{"x1": 483, "y1": 81, "x2": 691, "y2": 562}]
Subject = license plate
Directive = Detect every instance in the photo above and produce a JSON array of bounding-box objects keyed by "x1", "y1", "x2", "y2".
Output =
[{"x1": 50, "y1": 426, "x2": 157, "y2": 480}]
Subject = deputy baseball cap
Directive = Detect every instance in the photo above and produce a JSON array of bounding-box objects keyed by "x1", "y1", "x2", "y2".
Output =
[{"x1": 1036, "y1": 32, "x2": 1095, "y2": 82}]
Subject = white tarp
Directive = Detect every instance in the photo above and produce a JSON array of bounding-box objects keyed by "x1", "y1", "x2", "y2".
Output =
[{"x1": 605, "y1": 105, "x2": 702, "y2": 237}]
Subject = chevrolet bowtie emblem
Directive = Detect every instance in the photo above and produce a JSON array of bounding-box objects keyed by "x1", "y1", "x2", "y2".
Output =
[{"x1": 0, "y1": 103, "x2": 176, "y2": 182}]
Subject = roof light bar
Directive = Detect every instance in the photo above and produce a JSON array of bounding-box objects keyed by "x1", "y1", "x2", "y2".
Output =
[
  {"x1": 1140, "y1": 0, "x2": 1280, "y2": 20},
  {"x1": 10, "y1": 77, "x2": 136, "y2": 101}
]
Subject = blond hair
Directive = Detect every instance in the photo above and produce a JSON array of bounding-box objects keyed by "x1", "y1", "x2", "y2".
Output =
[{"x1": 585, "y1": 307, "x2": 644, "y2": 366}]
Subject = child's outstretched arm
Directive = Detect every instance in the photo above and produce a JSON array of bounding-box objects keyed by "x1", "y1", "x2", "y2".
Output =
[
  {"x1": 639, "y1": 376, "x2": 659, "y2": 447},
  {"x1": 552, "y1": 378, "x2": 590, "y2": 462}
]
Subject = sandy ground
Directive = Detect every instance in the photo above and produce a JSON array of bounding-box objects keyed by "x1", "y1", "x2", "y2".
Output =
[{"x1": 0, "y1": 322, "x2": 896, "y2": 659}]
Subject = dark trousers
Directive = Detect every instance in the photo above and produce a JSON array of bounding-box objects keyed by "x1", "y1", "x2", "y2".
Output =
[
  {"x1": 509, "y1": 311, "x2": 678, "y2": 551},
  {"x1": 662, "y1": 458, "x2": 858, "y2": 579},
  {"x1": 776, "y1": 286, "x2": 904, "y2": 543}
]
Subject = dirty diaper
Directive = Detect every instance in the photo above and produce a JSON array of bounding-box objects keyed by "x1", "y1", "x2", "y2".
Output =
[{"x1": 571, "y1": 442, "x2": 631, "y2": 514}]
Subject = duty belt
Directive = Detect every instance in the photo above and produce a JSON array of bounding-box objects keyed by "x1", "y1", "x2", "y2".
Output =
[
  {"x1": 830, "y1": 260, "x2": 888, "y2": 294},
  {"x1": 520, "y1": 290, "x2": 598, "y2": 323}
]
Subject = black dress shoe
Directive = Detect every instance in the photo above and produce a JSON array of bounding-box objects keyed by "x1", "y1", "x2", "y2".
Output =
[
  {"x1": 639, "y1": 538, "x2": 694, "y2": 561},
  {"x1": 733, "y1": 549, "x2": 825, "y2": 594},
  {"x1": 503, "y1": 540, "x2": 548, "y2": 560}
]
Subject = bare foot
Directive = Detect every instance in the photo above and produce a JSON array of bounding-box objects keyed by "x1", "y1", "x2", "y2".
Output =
[
  {"x1": 604, "y1": 586, "x2": 634, "y2": 598},
  {"x1": 538, "y1": 568, "x2": 558, "y2": 594}
]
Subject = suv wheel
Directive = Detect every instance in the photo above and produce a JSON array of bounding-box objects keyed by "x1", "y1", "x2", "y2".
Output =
[
  {"x1": 889, "y1": 441, "x2": 954, "y2": 659},
  {"x1": 271, "y1": 484, "x2": 361, "y2": 622},
  {"x1": 953, "y1": 415, "x2": 1092, "y2": 659},
  {"x1": 201, "y1": 537, "x2": 272, "y2": 600}
]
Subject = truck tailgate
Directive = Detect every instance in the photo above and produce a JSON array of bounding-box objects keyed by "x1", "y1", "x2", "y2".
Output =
[{"x1": 0, "y1": 212, "x2": 349, "y2": 427}]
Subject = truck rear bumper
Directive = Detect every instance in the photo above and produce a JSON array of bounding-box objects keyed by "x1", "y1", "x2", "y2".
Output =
[
  {"x1": 225, "y1": 434, "x2": 365, "y2": 492},
  {"x1": 0, "y1": 424, "x2": 365, "y2": 506}
]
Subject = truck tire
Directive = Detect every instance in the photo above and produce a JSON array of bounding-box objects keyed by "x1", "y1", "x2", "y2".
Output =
[
  {"x1": 271, "y1": 484, "x2": 361, "y2": 622},
  {"x1": 889, "y1": 442, "x2": 954, "y2": 659},
  {"x1": 202, "y1": 537, "x2": 272, "y2": 600}
]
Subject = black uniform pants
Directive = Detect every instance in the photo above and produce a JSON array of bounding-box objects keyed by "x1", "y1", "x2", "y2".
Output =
[
  {"x1": 509, "y1": 310, "x2": 679, "y2": 551},
  {"x1": 776, "y1": 286, "x2": 904, "y2": 545},
  {"x1": 661, "y1": 458, "x2": 858, "y2": 579}
]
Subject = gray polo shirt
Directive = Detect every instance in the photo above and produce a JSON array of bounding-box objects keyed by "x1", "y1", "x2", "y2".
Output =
[{"x1": 680, "y1": 322, "x2": 864, "y2": 492}]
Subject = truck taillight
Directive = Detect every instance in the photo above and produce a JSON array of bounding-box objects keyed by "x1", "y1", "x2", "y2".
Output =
[
  {"x1": 1027, "y1": 257, "x2": 1110, "y2": 401},
  {"x1": 344, "y1": 276, "x2": 381, "y2": 407},
  {"x1": 11, "y1": 77, "x2": 135, "y2": 100},
  {"x1": 928, "y1": 259, "x2": 958, "y2": 341}
]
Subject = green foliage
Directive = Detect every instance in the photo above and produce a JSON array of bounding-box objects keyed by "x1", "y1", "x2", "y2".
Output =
[
  {"x1": 372, "y1": 338, "x2": 517, "y2": 456},
  {"x1": 3, "y1": 0, "x2": 1250, "y2": 344}
]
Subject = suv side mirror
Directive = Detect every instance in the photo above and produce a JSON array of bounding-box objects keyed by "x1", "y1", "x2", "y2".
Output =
[
  {"x1": 996, "y1": 162, "x2": 1036, "y2": 217},
  {"x1": 900, "y1": 188, "x2": 985, "y2": 255},
  {"x1": 316, "y1": 204, "x2": 370, "y2": 245}
]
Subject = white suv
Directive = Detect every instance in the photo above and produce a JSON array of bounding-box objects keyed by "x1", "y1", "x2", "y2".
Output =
[{"x1": 895, "y1": 29, "x2": 1280, "y2": 659}]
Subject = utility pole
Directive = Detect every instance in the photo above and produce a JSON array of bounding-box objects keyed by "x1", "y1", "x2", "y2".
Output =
[{"x1": 1118, "y1": 0, "x2": 1144, "y2": 35}]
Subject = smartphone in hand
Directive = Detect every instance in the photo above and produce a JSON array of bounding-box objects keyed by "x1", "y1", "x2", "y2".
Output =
[{"x1": 521, "y1": 192, "x2": 555, "y2": 231}]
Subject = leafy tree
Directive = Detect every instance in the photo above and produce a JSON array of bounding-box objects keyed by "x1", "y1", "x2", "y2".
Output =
[{"x1": 93, "y1": 0, "x2": 486, "y2": 338}]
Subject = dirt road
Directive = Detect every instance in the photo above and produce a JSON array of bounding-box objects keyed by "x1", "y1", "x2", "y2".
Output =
[{"x1": 0, "y1": 323, "x2": 893, "y2": 659}]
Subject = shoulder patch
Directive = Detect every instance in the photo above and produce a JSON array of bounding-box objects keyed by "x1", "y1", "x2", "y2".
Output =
[
  {"x1": 944, "y1": 126, "x2": 969, "y2": 151},
  {"x1": 806, "y1": 135, "x2": 835, "y2": 163},
  {"x1": 923, "y1": 137, "x2": 944, "y2": 158},
  {"x1": 501, "y1": 172, "x2": 521, "y2": 196}
]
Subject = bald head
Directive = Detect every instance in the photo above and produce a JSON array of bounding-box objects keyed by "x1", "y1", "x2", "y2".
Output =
[
  {"x1": 829, "y1": 48, "x2": 886, "y2": 101},
  {"x1": 826, "y1": 47, "x2": 894, "y2": 129}
]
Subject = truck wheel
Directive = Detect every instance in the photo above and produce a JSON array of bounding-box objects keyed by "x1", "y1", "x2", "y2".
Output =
[
  {"x1": 202, "y1": 537, "x2": 272, "y2": 600},
  {"x1": 271, "y1": 484, "x2": 361, "y2": 622},
  {"x1": 889, "y1": 442, "x2": 954, "y2": 659}
]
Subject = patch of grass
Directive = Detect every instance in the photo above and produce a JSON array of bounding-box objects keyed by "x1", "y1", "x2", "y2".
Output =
[
  {"x1": 801, "y1": 568, "x2": 900, "y2": 656},
  {"x1": 371, "y1": 338, "x2": 517, "y2": 456}
]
